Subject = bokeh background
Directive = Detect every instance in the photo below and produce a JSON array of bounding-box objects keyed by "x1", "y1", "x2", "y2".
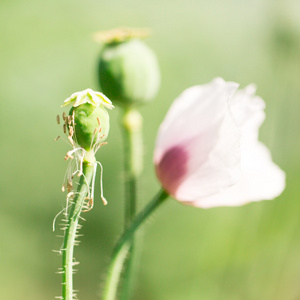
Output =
[{"x1": 1, "y1": 0, "x2": 300, "y2": 299}]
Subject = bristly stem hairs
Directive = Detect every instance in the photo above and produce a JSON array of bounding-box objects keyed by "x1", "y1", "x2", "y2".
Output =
[{"x1": 54, "y1": 89, "x2": 113, "y2": 300}]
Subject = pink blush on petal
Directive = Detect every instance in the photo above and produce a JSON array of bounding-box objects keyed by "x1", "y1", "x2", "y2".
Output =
[{"x1": 155, "y1": 146, "x2": 189, "y2": 196}]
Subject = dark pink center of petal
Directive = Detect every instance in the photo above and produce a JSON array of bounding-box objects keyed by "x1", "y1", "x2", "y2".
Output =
[{"x1": 156, "y1": 146, "x2": 189, "y2": 195}]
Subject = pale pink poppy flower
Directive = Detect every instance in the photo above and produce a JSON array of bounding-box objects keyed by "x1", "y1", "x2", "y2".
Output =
[{"x1": 154, "y1": 78, "x2": 285, "y2": 208}]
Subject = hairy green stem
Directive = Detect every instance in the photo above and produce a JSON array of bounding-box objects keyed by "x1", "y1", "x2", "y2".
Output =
[
  {"x1": 61, "y1": 161, "x2": 95, "y2": 300},
  {"x1": 102, "y1": 189, "x2": 169, "y2": 300},
  {"x1": 121, "y1": 108, "x2": 143, "y2": 299}
]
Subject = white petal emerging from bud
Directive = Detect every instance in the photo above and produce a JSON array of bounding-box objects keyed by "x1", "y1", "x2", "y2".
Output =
[
  {"x1": 62, "y1": 88, "x2": 114, "y2": 109},
  {"x1": 154, "y1": 78, "x2": 285, "y2": 208}
]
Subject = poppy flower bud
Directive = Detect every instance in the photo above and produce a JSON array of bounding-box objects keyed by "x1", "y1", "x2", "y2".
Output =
[{"x1": 96, "y1": 28, "x2": 160, "y2": 107}]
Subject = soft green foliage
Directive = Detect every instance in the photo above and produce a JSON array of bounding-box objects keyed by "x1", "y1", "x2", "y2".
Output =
[
  {"x1": 1, "y1": 0, "x2": 300, "y2": 300},
  {"x1": 70, "y1": 103, "x2": 110, "y2": 151},
  {"x1": 98, "y1": 39, "x2": 160, "y2": 106}
]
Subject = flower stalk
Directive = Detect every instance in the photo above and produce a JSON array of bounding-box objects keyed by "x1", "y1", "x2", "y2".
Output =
[
  {"x1": 96, "y1": 28, "x2": 161, "y2": 298},
  {"x1": 102, "y1": 189, "x2": 169, "y2": 300},
  {"x1": 61, "y1": 159, "x2": 95, "y2": 300},
  {"x1": 56, "y1": 88, "x2": 113, "y2": 300},
  {"x1": 122, "y1": 108, "x2": 143, "y2": 226},
  {"x1": 120, "y1": 108, "x2": 143, "y2": 299}
]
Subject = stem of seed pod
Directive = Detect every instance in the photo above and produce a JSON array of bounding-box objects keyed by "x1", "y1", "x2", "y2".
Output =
[
  {"x1": 102, "y1": 189, "x2": 169, "y2": 300},
  {"x1": 61, "y1": 160, "x2": 95, "y2": 300},
  {"x1": 120, "y1": 108, "x2": 143, "y2": 300},
  {"x1": 122, "y1": 108, "x2": 143, "y2": 225}
]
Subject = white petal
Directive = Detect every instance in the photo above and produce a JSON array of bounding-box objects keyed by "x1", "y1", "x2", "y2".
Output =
[
  {"x1": 230, "y1": 85, "x2": 266, "y2": 142},
  {"x1": 155, "y1": 78, "x2": 240, "y2": 197},
  {"x1": 186, "y1": 141, "x2": 285, "y2": 208},
  {"x1": 155, "y1": 78, "x2": 285, "y2": 207},
  {"x1": 174, "y1": 107, "x2": 241, "y2": 201},
  {"x1": 154, "y1": 78, "x2": 239, "y2": 164},
  {"x1": 241, "y1": 141, "x2": 285, "y2": 201}
]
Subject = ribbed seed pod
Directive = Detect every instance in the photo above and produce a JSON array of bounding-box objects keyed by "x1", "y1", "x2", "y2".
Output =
[{"x1": 98, "y1": 38, "x2": 160, "y2": 106}]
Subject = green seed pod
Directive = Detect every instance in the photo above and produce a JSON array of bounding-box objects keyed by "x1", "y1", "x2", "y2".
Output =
[
  {"x1": 97, "y1": 29, "x2": 160, "y2": 106},
  {"x1": 61, "y1": 89, "x2": 114, "y2": 152},
  {"x1": 70, "y1": 103, "x2": 109, "y2": 151}
]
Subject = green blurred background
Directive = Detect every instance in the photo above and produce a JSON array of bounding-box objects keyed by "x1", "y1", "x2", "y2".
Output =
[{"x1": 1, "y1": 0, "x2": 300, "y2": 299}]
